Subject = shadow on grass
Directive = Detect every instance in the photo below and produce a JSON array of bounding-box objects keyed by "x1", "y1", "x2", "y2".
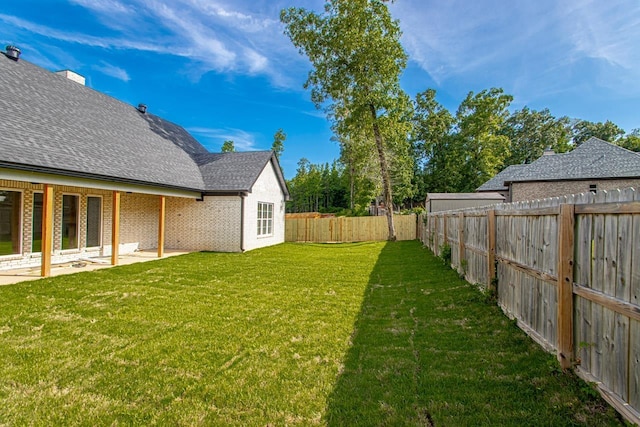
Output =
[{"x1": 324, "y1": 241, "x2": 623, "y2": 427}]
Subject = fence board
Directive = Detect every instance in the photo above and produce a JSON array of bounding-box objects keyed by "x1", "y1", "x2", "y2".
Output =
[
  {"x1": 420, "y1": 188, "x2": 640, "y2": 424},
  {"x1": 285, "y1": 214, "x2": 417, "y2": 243}
]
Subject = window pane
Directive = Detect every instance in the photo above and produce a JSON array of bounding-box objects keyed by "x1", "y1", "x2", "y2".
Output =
[
  {"x1": 0, "y1": 191, "x2": 21, "y2": 255},
  {"x1": 32, "y1": 193, "x2": 43, "y2": 253},
  {"x1": 62, "y1": 195, "x2": 79, "y2": 250},
  {"x1": 86, "y1": 197, "x2": 102, "y2": 247}
]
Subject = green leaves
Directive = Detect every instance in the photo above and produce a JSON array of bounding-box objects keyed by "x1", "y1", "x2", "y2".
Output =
[{"x1": 282, "y1": 0, "x2": 412, "y2": 238}]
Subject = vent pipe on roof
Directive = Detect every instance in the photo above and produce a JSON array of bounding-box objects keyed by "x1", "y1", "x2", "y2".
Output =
[
  {"x1": 137, "y1": 103, "x2": 147, "y2": 114},
  {"x1": 5, "y1": 45, "x2": 20, "y2": 61},
  {"x1": 543, "y1": 147, "x2": 555, "y2": 156}
]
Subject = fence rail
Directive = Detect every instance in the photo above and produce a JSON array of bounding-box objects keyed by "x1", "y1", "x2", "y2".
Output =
[
  {"x1": 285, "y1": 214, "x2": 418, "y2": 243},
  {"x1": 420, "y1": 188, "x2": 640, "y2": 425}
]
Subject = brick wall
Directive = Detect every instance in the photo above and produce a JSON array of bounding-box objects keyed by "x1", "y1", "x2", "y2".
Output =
[
  {"x1": 165, "y1": 196, "x2": 242, "y2": 252},
  {"x1": 120, "y1": 193, "x2": 160, "y2": 251},
  {"x1": 511, "y1": 179, "x2": 640, "y2": 202}
]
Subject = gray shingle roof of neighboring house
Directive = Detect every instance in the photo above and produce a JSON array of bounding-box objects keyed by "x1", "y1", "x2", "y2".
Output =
[
  {"x1": 476, "y1": 164, "x2": 529, "y2": 191},
  {"x1": 476, "y1": 138, "x2": 640, "y2": 191},
  {"x1": 196, "y1": 151, "x2": 289, "y2": 198},
  {"x1": 505, "y1": 137, "x2": 640, "y2": 183},
  {"x1": 0, "y1": 50, "x2": 289, "y2": 197}
]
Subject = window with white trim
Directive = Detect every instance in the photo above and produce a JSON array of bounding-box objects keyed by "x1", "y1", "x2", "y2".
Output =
[{"x1": 257, "y1": 202, "x2": 273, "y2": 236}]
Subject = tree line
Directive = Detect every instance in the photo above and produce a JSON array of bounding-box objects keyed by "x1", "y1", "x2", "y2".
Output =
[
  {"x1": 280, "y1": 0, "x2": 638, "y2": 238},
  {"x1": 286, "y1": 93, "x2": 639, "y2": 214}
]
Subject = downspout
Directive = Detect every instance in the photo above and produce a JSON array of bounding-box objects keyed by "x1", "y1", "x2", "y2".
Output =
[{"x1": 240, "y1": 193, "x2": 245, "y2": 252}]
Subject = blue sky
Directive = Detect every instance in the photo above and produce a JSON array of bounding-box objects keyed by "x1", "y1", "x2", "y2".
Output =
[{"x1": 1, "y1": 0, "x2": 639, "y2": 179}]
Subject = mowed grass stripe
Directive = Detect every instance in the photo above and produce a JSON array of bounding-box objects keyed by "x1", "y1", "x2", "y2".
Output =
[{"x1": 0, "y1": 241, "x2": 624, "y2": 426}]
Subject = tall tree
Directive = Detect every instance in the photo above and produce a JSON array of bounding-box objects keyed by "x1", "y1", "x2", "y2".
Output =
[
  {"x1": 281, "y1": 0, "x2": 412, "y2": 240},
  {"x1": 272, "y1": 128, "x2": 286, "y2": 158},
  {"x1": 618, "y1": 128, "x2": 640, "y2": 152},
  {"x1": 454, "y1": 88, "x2": 513, "y2": 191},
  {"x1": 221, "y1": 140, "x2": 235, "y2": 153},
  {"x1": 412, "y1": 88, "x2": 457, "y2": 193},
  {"x1": 571, "y1": 119, "x2": 625, "y2": 145},
  {"x1": 501, "y1": 107, "x2": 571, "y2": 166}
]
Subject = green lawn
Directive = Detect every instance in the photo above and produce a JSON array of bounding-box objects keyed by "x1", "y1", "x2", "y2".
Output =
[{"x1": 0, "y1": 241, "x2": 624, "y2": 426}]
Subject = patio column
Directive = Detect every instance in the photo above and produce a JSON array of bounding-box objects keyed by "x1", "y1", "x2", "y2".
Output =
[
  {"x1": 111, "y1": 191, "x2": 120, "y2": 266},
  {"x1": 40, "y1": 184, "x2": 54, "y2": 277},
  {"x1": 158, "y1": 195, "x2": 165, "y2": 258}
]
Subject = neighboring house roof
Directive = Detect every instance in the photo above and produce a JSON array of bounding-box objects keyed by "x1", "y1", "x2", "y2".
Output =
[
  {"x1": 476, "y1": 164, "x2": 529, "y2": 192},
  {"x1": 196, "y1": 151, "x2": 290, "y2": 199},
  {"x1": 0, "y1": 50, "x2": 289, "y2": 197},
  {"x1": 476, "y1": 138, "x2": 640, "y2": 191},
  {"x1": 506, "y1": 138, "x2": 640, "y2": 184},
  {"x1": 426, "y1": 192, "x2": 504, "y2": 200}
]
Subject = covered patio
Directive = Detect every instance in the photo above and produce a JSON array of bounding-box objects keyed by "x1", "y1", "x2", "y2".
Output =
[{"x1": 0, "y1": 249, "x2": 190, "y2": 286}]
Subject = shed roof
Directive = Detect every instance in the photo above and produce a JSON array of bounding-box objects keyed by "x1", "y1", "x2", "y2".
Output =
[{"x1": 426, "y1": 192, "x2": 505, "y2": 200}]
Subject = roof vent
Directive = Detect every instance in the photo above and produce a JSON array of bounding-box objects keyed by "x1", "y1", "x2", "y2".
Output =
[
  {"x1": 543, "y1": 147, "x2": 555, "y2": 156},
  {"x1": 5, "y1": 45, "x2": 20, "y2": 61},
  {"x1": 137, "y1": 103, "x2": 147, "y2": 114}
]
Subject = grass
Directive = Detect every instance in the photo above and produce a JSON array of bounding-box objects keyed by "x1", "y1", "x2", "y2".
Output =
[{"x1": 0, "y1": 241, "x2": 625, "y2": 426}]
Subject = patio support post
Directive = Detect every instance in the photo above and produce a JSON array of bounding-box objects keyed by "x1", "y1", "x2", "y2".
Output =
[
  {"x1": 111, "y1": 191, "x2": 120, "y2": 266},
  {"x1": 40, "y1": 184, "x2": 54, "y2": 277},
  {"x1": 158, "y1": 195, "x2": 165, "y2": 258}
]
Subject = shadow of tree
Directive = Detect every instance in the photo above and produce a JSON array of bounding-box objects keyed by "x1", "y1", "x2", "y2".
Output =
[{"x1": 324, "y1": 241, "x2": 622, "y2": 426}]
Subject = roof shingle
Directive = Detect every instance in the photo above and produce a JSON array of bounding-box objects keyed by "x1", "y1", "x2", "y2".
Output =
[{"x1": 0, "y1": 52, "x2": 288, "y2": 196}]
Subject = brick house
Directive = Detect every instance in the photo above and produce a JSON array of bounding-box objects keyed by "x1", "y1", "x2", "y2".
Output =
[
  {"x1": 476, "y1": 138, "x2": 640, "y2": 202},
  {"x1": 0, "y1": 46, "x2": 289, "y2": 275}
]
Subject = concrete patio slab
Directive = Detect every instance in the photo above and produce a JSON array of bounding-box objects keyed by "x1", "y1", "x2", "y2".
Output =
[{"x1": 0, "y1": 250, "x2": 191, "y2": 286}]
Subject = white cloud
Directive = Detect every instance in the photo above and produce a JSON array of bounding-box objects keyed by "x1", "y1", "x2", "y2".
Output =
[
  {"x1": 187, "y1": 127, "x2": 259, "y2": 151},
  {"x1": 93, "y1": 61, "x2": 130, "y2": 81}
]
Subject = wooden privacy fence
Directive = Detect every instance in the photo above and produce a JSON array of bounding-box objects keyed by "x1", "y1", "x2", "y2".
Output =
[
  {"x1": 421, "y1": 188, "x2": 640, "y2": 424},
  {"x1": 286, "y1": 214, "x2": 417, "y2": 243}
]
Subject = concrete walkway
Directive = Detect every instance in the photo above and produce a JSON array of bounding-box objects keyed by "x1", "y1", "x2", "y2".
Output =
[{"x1": 0, "y1": 250, "x2": 190, "y2": 286}]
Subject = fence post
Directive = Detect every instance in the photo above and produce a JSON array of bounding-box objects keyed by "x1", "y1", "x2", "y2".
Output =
[
  {"x1": 433, "y1": 214, "x2": 439, "y2": 253},
  {"x1": 458, "y1": 212, "x2": 465, "y2": 273},
  {"x1": 557, "y1": 203, "x2": 575, "y2": 369},
  {"x1": 443, "y1": 214, "x2": 448, "y2": 247},
  {"x1": 487, "y1": 209, "x2": 496, "y2": 291}
]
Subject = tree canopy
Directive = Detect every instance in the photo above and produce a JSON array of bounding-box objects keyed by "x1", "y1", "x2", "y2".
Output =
[
  {"x1": 282, "y1": 0, "x2": 412, "y2": 240},
  {"x1": 221, "y1": 140, "x2": 235, "y2": 153}
]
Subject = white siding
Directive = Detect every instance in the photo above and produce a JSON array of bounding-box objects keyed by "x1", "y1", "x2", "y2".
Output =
[{"x1": 243, "y1": 161, "x2": 286, "y2": 251}]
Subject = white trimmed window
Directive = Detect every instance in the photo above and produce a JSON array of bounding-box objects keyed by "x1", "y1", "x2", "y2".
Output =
[
  {"x1": 257, "y1": 202, "x2": 273, "y2": 236},
  {"x1": 0, "y1": 190, "x2": 22, "y2": 256}
]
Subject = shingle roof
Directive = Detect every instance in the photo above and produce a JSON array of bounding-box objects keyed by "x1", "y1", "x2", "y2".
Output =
[
  {"x1": 0, "y1": 53, "x2": 208, "y2": 191},
  {"x1": 505, "y1": 138, "x2": 640, "y2": 183},
  {"x1": 196, "y1": 151, "x2": 289, "y2": 198},
  {"x1": 476, "y1": 164, "x2": 528, "y2": 191},
  {"x1": 0, "y1": 52, "x2": 288, "y2": 196},
  {"x1": 476, "y1": 138, "x2": 640, "y2": 191}
]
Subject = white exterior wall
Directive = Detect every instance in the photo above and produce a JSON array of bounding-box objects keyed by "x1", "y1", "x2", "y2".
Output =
[
  {"x1": 166, "y1": 196, "x2": 242, "y2": 252},
  {"x1": 243, "y1": 161, "x2": 286, "y2": 251}
]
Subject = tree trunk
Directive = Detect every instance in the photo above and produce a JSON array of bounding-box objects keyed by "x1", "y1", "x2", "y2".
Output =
[{"x1": 369, "y1": 104, "x2": 396, "y2": 241}]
